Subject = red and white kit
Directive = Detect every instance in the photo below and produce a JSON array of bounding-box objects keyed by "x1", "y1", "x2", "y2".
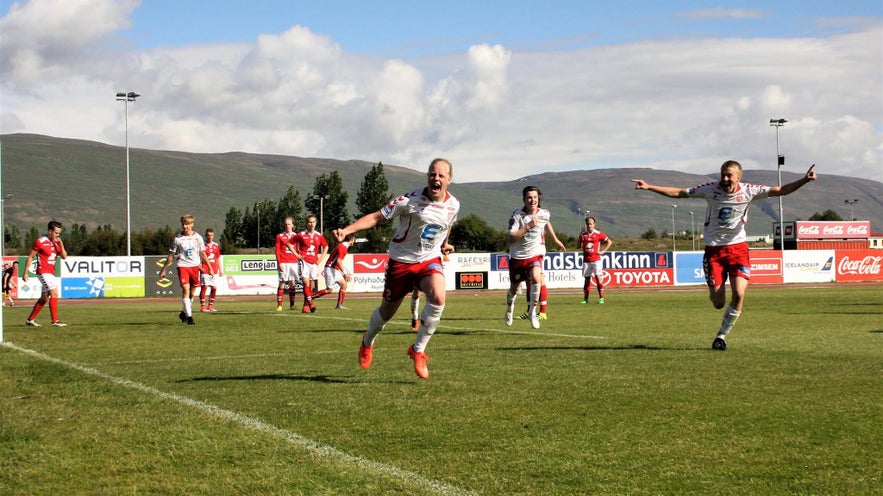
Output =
[{"x1": 686, "y1": 181, "x2": 771, "y2": 246}]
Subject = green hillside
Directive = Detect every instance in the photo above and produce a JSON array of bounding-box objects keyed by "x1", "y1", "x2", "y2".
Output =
[{"x1": 2, "y1": 134, "x2": 880, "y2": 241}]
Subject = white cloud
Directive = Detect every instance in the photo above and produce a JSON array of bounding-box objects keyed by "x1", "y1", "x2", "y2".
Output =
[{"x1": 0, "y1": 0, "x2": 880, "y2": 185}]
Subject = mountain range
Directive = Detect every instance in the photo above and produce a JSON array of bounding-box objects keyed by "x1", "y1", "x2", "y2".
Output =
[{"x1": 2, "y1": 133, "x2": 880, "y2": 241}]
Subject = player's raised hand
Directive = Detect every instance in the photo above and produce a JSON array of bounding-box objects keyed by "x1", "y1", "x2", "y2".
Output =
[
  {"x1": 631, "y1": 179, "x2": 649, "y2": 190},
  {"x1": 805, "y1": 164, "x2": 818, "y2": 181}
]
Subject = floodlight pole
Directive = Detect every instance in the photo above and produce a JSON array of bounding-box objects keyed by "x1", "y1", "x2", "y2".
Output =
[
  {"x1": 670, "y1": 204, "x2": 677, "y2": 251},
  {"x1": 689, "y1": 211, "x2": 695, "y2": 251},
  {"x1": 116, "y1": 91, "x2": 140, "y2": 256},
  {"x1": 844, "y1": 199, "x2": 859, "y2": 220},
  {"x1": 770, "y1": 118, "x2": 787, "y2": 252}
]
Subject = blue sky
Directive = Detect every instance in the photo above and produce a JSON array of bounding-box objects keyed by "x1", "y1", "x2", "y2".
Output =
[
  {"x1": 1, "y1": 0, "x2": 881, "y2": 183},
  {"x1": 125, "y1": 1, "x2": 878, "y2": 54}
]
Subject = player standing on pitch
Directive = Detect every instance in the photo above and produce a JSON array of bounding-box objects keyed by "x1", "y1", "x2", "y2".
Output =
[
  {"x1": 159, "y1": 215, "x2": 214, "y2": 325},
  {"x1": 24, "y1": 221, "x2": 68, "y2": 327},
  {"x1": 199, "y1": 228, "x2": 222, "y2": 312},
  {"x1": 631, "y1": 161, "x2": 817, "y2": 350},
  {"x1": 335, "y1": 158, "x2": 459, "y2": 379},
  {"x1": 579, "y1": 217, "x2": 612, "y2": 304},
  {"x1": 295, "y1": 214, "x2": 328, "y2": 313}
]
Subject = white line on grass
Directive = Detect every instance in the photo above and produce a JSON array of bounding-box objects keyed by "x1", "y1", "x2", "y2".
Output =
[{"x1": 1, "y1": 341, "x2": 479, "y2": 496}]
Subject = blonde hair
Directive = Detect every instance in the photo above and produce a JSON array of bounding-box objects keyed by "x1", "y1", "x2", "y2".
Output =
[
  {"x1": 429, "y1": 158, "x2": 453, "y2": 178},
  {"x1": 180, "y1": 214, "x2": 194, "y2": 225}
]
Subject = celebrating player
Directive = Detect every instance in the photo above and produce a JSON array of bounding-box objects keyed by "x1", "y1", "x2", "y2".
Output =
[
  {"x1": 505, "y1": 186, "x2": 565, "y2": 329},
  {"x1": 24, "y1": 221, "x2": 68, "y2": 327},
  {"x1": 631, "y1": 161, "x2": 818, "y2": 350},
  {"x1": 335, "y1": 158, "x2": 459, "y2": 379}
]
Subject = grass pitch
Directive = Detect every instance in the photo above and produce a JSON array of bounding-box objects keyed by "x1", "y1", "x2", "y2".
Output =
[{"x1": 1, "y1": 285, "x2": 881, "y2": 495}]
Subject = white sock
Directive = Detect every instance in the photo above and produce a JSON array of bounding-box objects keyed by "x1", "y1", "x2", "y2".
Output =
[
  {"x1": 717, "y1": 305, "x2": 741, "y2": 338},
  {"x1": 183, "y1": 298, "x2": 192, "y2": 317},
  {"x1": 414, "y1": 302, "x2": 445, "y2": 352},
  {"x1": 529, "y1": 283, "x2": 540, "y2": 315},
  {"x1": 364, "y1": 307, "x2": 387, "y2": 347}
]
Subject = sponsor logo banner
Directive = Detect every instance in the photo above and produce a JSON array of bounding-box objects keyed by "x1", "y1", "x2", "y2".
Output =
[
  {"x1": 782, "y1": 251, "x2": 835, "y2": 283},
  {"x1": 353, "y1": 254, "x2": 388, "y2": 273},
  {"x1": 674, "y1": 252, "x2": 705, "y2": 285},
  {"x1": 456, "y1": 272, "x2": 487, "y2": 290},
  {"x1": 61, "y1": 276, "x2": 144, "y2": 298},
  {"x1": 835, "y1": 250, "x2": 883, "y2": 281},
  {"x1": 749, "y1": 254, "x2": 784, "y2": 284},
  {"x1": 453, "y1": 254, "x2": 491, "y2": 271},
  {"x1": 790, "y1": 221, "x2": 871, "y2": 240},
  {"x1": 146, "y1": 255, "x2": 181, "y2": 297},
  {"x1": 222, "y1": 255, "x2": 278, "y2": 275},
  {"x1": 61, "y1": 257, "x2": 145, "y2": 277}
]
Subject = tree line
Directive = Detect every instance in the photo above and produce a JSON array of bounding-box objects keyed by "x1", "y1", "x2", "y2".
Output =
[{"x1": 4, "y1": 163, "x2": 555, "y2": 256}]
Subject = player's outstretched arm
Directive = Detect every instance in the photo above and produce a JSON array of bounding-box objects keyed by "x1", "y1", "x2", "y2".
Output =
[
  {"x1": 631, "y1": 179, "x2": 687, "y2": 198},
  {"x1": 770, "y1": 164, "x2": 817, "y2": 197},
  {"x1": 333, "y1": 211, "x2": 385, "y2": 242}
]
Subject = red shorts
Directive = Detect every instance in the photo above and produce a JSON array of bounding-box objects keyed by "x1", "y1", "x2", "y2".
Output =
[
  {"x1": 703, "y1": 243, "x2": 751, "y2": 287},
  {"x1": 383, "y1": 258, "x2": 445, "y2": 302},
  {"x1": 508, "y1": 255, "x2": 544, "y2": 285},
  {"x1": 178, "y1": 266, "x2": 201, "y2": 288}
]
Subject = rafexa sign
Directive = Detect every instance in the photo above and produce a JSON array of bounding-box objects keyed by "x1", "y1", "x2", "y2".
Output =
[{"x1": 834, "y1": 251, "x2": 883, "y2": 281}]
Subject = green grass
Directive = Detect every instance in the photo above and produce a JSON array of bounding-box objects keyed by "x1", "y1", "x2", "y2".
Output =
[{"x1": 1, "y1": 285, "x2": 881, "y2": 495}]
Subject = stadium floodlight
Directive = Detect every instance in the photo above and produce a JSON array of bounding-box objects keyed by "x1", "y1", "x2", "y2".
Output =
[
  {"x1": 689, "y1": 211, "x2": 695, "y2": 251},
  {"x1": 116, "y1": 92, "x2": 140, "y2": 256},
  {"x1": 670, "y1": 204, "x2": 677, "y2": 251},
  {"x1": 844, "y1": 199, "x2": 859, "y2": 220},
  {"x1": 770, "y1": 118, "x2": 787, "y2": 252}
]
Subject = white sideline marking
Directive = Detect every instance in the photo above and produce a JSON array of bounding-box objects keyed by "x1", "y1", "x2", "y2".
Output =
[{"x1": 2, "y1": 341, "x2": 479, "y2": 496}]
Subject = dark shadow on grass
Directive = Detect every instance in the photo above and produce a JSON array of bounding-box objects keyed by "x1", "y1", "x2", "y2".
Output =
[
  {"x1": 176, "y1": 374, "x2": 359, "y2": 384},
  {"x1": 175, "y1": 374, "x2": 414, "y2": 385},
  {"x1": 496, "y1": 344, "x2": 693, "y2": 352}
]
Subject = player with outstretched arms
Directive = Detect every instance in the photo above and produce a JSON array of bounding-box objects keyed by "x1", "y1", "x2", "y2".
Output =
[
  {"x1": 335, "y1": 158, "x2": 459, "y2": 379},
  {"x1": 631, "y1": 161, "x2": 817, "y2": 350}
]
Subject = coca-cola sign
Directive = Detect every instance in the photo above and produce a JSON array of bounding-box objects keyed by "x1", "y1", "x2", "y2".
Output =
[
  {"x1": 794, "y1": 221, "x2": 871, "y2": 240},
  {"x1": 835, "y1": 251, "x2": 883, "y2": 281}
]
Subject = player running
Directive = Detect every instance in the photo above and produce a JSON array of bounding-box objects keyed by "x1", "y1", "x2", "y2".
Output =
[
  {"x1": 505, "y1": 186, "x2": 565, "y2": 329},
  {"x1": 631, "y1": 161, "x2": 817, "y2": 350},
  {"x1": 335, "y1": 158, "x2": 459, "y2": 379}
]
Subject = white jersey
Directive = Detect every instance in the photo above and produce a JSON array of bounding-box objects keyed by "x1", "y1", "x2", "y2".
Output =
[
  {"x1": 508, "y1": 207, "x2": 551, "y2": 259},
  {"x1": 382, "y1": 187, "x2": 459, "y2": 263},
  {"x1": 686, "y1": 180, "x2": 771, "y2": 247},
  {"x1": 168, "y1": 232, "x2": 206, "y2": 268}
]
